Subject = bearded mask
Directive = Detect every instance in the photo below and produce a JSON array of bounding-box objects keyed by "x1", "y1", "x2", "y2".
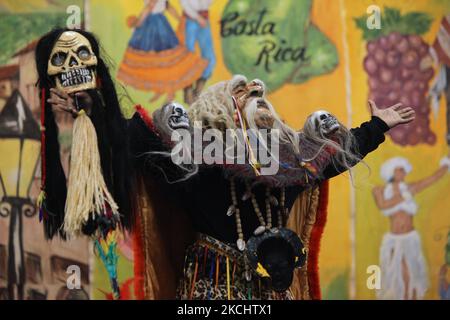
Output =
[
  {"x1": 47, "y1": 31, "x2": 98, "y2": 94},
  {"x1": 230, "y1": 75, "x2": 274, "y2": 129},
  {"x1": 308, "y1": 110, "x2": 340, "y2": 137}
]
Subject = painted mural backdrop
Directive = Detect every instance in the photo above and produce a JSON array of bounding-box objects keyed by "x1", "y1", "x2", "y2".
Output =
[
  {"x1": 1, "y1": 0, "x2": 449, "y2": 300},
  {"x1": 0, "y1": 0, "x2": 91, "y2": 300}
]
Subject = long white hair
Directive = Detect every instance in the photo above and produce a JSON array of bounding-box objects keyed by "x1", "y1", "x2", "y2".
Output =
[
  {"x1": 146, "y1": 103, "x2": 198, "y2": 183},
  {"x1": 188, "y1": 75, "x2": 301, "y2": 157},
  {"x1": 301, "y1": 113, "x2": 367, "y2": 181}
]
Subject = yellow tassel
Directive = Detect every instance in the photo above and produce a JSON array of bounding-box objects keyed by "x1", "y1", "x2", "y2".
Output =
[
  {"x1": 226, "y1": 257, "x2": 231, "y2": 300},
  {"x1": 256, "y1": 263, "x2": 270, "y2": 278},
  {"x1": 63, "y1": 111, "x2": 119, "y2": 237},
  {"x1": 215, "y1": 256, "x2": 220, "y2": 290},
  {"x1": 36, "y1": 190, "x2": 46, "y2": 208}
]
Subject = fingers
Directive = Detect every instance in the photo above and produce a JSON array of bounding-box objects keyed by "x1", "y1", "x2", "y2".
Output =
[
  {"x1": 399, "y1": 107, "x2": 415, "y2": 117},
  {"x1": 50, "y1": 88, "x2": 69, "y2": 100},
  {"x1": 401, "y1": 110, "x2": 415, "y2": 118},
  {"x1": 398, "y1": 106, "x2": 413, "y2": 114},
  {"x1": 47, "y1": 88, "x2": 78, "y2": 115},
  {"x1": 389, "y1": 103, "x2": 403, "y2": 111},
  {"x1": 399, "y1": 114, "x2": 415, "y2": 124},
  {"x1": 47, "y1": 97, "x2": 64, "y2": 105},
  {"x1": 47, "y1": 92, "x2": 66, "y2": 105},
  {"x1": 52, "y1": 104, "x2": 77, "y2": 115}
]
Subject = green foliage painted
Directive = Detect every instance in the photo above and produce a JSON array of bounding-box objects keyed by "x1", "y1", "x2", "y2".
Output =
[
  {"x1": 0, "y1": 13, "x2": 67, "y2": 64},
  {"x1": 354, "y1": 7, "x2": 433, "y2": 41},
  {"x1": 221, "y1": 0, "x2": 338, "y2": 92}
]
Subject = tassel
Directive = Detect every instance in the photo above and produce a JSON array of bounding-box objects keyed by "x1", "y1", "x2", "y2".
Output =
[
  {"x1": 232, "y1": 96, "x2": 260, "y2": 176},
  {"x1": 38, "y1": 88, "x2": 47, "y2": 223},
  {"x1": 64, "y1": 109, "x2": 119, "y2": 236},
  {"x1": 215, "y1": 255, "x2": 220, "y2": 290},
  {"x1": 232, "y1": 261, "x2": 236, "y2": 286},
  {"x1": 226, "y1": 257, "x2": 231, "y2": 300},
  {"x1": 207, "y1": 253, "x2": 215, "y2": 300},
  {"x1": 37, "y1": 190, "x2": 46, "y2": 222},
  {"x1": 189, "y1": 256, "x2": 199, "y2": 300},
  {"x1": 258, "y1": 279, "x2": 262, "y2": 299},
  {"x1": 202, "y1": 247, "x2": 208, "y2": 276}
]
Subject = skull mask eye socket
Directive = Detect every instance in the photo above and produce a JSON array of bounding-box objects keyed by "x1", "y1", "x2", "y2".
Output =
[
  {"x1": 51, "y1": 51, "x2": 67, "y2": 67},
  {"x1": 166, "y1": 103, "x2": 190, "y2": 130},
  {"x1": 77, "y1": 46, "x2": 92, "y2": 61},
  {"x1": 308, "y1": 110, "x2": 340, "y2": 137}
]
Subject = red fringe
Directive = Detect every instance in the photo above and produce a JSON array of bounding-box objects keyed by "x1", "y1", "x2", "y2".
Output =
[
  {"x1": 307, "y1": 180, "x2": 329, "y2": 300},
  {"x1": 40, "y1": 88, "x2": 46, "y2": 190},
  {"x1": 135, "y1": 104, "x2": 156, "y2": 132},
  {"x1": 132, "y1": 213, "x2": 146, "y2": 300},
  {"x1": 96, "y1": 77, "x2": 102, "y2": 89},
  {"x1": 101, "y1": 278, "x2": 135, "y2": 300}
]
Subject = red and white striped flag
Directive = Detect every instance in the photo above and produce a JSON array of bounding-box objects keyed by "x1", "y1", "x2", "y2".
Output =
[{"x1": 433, "y1": 14, "x2": 450, "y2": 67}]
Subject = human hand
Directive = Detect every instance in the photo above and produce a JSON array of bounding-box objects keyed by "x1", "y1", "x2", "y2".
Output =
[
  {"x1": 47, "y1": 88, "x2": 93, "y2": 117},
  {"x1": 368, "y1": 100, "x2": 415, "y2": 129}
]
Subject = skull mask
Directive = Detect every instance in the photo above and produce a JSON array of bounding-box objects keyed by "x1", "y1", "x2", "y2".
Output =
[
  {"x1": 310, "y1": 110, "x2": 340, "y2": 136},
  {"x1": 167, "y1": 103, "x2": 189, "y2": 130},
  {"x1": 153, "y1": 102, "x2": 190, "y2": 138},
  {"x1": 47, "y1": 31, "x2": 98, "y2": 94}
]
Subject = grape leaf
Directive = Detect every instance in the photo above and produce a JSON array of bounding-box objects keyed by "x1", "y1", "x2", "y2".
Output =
[
  {"x1": 354, "y1": 6, "x2": 433, "y2": 41},
  {"x1": 384, "y1": 7, "x2": 401, "y2": 27},
  {"x1": 402, "y1": 12, "x2": 433, "y2": 35},
  {"x1": 354, "y1": 16, "x2": 382, "y2": 40}
]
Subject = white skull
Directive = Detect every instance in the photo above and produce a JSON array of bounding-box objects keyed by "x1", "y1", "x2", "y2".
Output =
[
  {"x1": 311, "y1": 110, "x2": 340, "y2": 136},
  {"x1": 47, "y1": 31, "x2": 98, "y2": 94},
  {"x1": 167, "y1": 102, "x2": 189, "y2": 129}
]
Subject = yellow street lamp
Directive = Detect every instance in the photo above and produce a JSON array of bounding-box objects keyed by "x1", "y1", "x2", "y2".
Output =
[{"x1": 0, "y1": 90, "x2": 40, "y2": 300}]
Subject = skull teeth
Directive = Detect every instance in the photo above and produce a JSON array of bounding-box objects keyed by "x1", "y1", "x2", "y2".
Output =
[{"x1": 59, "y1": 68, "x2": 93, "y2": 88}]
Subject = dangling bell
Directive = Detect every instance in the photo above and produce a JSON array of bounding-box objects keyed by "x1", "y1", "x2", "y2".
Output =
[
  {"x1": 226, "y1": 204, "x2": 236, "y2": 216},
  {"x1": 237, "y1": 238, "x2": 246, "y2": 251},
  {"x1": 254, "y1": 225, "x2": 266, "y2": 236},
  {"x1": 245, "y1": 270, "x2": 252, "y2": 282}
]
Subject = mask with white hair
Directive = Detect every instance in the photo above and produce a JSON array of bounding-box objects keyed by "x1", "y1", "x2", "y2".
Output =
[
  {"x1": 153, "y1": 102, "x2": 190, "y2": 136},
  {"x1": 309, "y1": 110, "x2": 340, "y2": 137},
  {"x1": 301, "y1": 110, "x2": 363, "y2": 181}
]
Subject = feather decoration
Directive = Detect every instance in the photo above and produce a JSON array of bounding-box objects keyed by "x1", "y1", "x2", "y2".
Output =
[{"x1": 95, "y1": 231, "x2": 120, "y2": 299}]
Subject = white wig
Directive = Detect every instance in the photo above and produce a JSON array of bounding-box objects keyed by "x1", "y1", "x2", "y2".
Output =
[
  {"x1": 380, "y1": 157, "x2": 412, "y2": 182},
  {"x1": 188, "y1": 75, "x2": 300, "y2": 154}
]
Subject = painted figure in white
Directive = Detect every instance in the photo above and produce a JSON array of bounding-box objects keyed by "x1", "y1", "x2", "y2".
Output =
[{"x1": 372, "y1": 156, "x2": 450, "y2": 299}]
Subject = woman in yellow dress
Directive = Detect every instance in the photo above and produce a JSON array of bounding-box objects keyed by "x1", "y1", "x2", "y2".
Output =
[{"x1": 118, "y1": 0, "x2": 207, "y2": 103}]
